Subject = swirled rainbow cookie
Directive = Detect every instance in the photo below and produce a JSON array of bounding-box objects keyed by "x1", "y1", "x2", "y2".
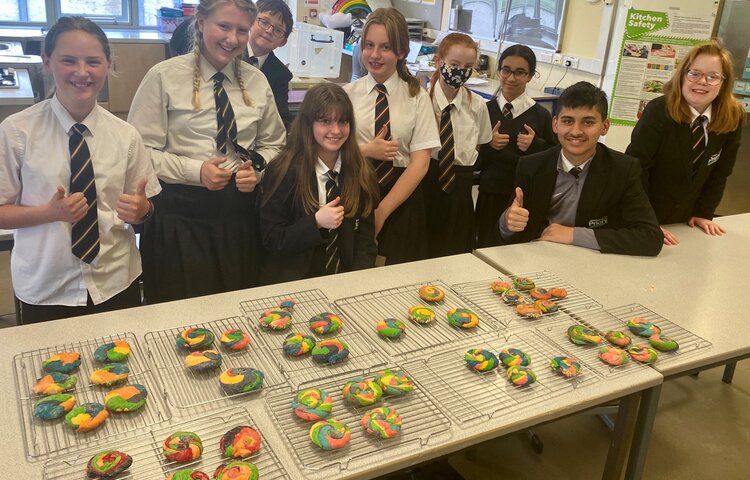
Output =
[
  {"x1": 447, "y1": 308, "x2": 479, "y2": 328},
  {"x1": 534, "y1": 299, "x2": 559, "y2": 313},
  {"x1": 464, "y1": 348, "x2": 499, "y2": 372},
  {"x1": 33, "y1": 393, "x2": 76, "y2": 420},
  {"x1": 278, "y1": 299, "x2": 297, "y2": 310},
  {"x1": 597, "y1": 346, "x2": 629, "y2": 366},
  {"x1": 513, "y1": 276, "x2": 535, "y2": 291},
  {"x1": 175, "y1": 328, "x2": 215, "y2": 351},
  {"x1": 213, "y1": 461, "x2": 259, "y2": 480},
  {"x1": 258, "y1": 308, "x2": 292, "y2": 330},
  {"x1": 104, "y1": 384, "x2": 148, "y2": 412},
  {"x1": 627, "y1": 345, "x2": 659, "y2": 364},
  {"x1": 605, "y1": 330, "x2": 632, "y2": 348},
  {"x1": 361, "y1": 406, "x2": 402, "y2": 439},
  {"x1": 507, "y1": 365, "x2": 537, "y2": 386},
  {"x1": 648, "y1": 332, "x2": 679, "y2": 352},
  {"x1": 163, "y1": 431, "x2": 203, "y2": 462},
  {"x1": 220, "y1": 328, "x2": 250, "y2": 351},
  {"x1": 376, "y1": 318, "x2": 406, "y2": 339},
  {"x1": 282, "y1": 332, "x2": 316, "y2": 356},
  {"x1": 65, "y1": 402, "x2": 109, "y2": 432},
  {"x1": 309, "y1": 312, "x2": 343, "y2": 335},
  {"x1": 407, "y1": 305, "x2": 436, "y2": 324},
  {"x1": 529, "y1": 288, "x2": 552, "y2": 300},
  {"x1": 498, "y1": 348, "x2": 532, "y2": 367},
  {"x1": 342, "y1": 378, "x2": 383, "y2": 406},
  {"x1": 418, "y1": 285, "x2": 445, "y2": 302},
  {"x1": 549, "y1": 356, "x2": 582, "y2": 378},
  {"x1": 549, "y1": 287, "x2": 568, "y2": 299},
  {"x1": 90, "y1": 363, "x2": 130, "y2": 386},
  {"x1": 310, "y1": 418, "x2": 351, "y2": 450},
  {"x1": 220, "y1": 426, "x2": 262, "y2": 458},
  {"x1": 374, "y1": 369, "x2": 415, "y2": 396},
  {"x1": 85, "y1": 450, "x2": 132, "y2": 478},
  {"x1": 33, "y1": 372, "x2": 77, "y2": 395},
  {"x1": 42, "y1": 352, "x2": 81, "y2": 373},
  {"x1": 516, "y1": 303, "x2": 542, "y2": 319},
  {"x1": 93, "y1": 340, "x2": 131, "y2": 363},
  {"x1": 311, "y1": 339, "x2": 350, "y2": 364},
  {"x1": 627, "y1": 317, "x2": 661, "y2": 337},
  {"x1": 292, "y1": 388, "x2": 333, "y2": 421},
  {"x1": 567, "y1": 325, "x2": 602, "y2": 346},
  {"x1": 184, "y1": 350, "x2": 223, "y2": 372},
  {"x1": 166, "y1": 469, "x2": 209, "y2": 480},
  {"x1": 501, "y1": 290, "x2": 522, "y2": 306},
  {"x1": 490, "y1": 280, "x2": 512, "y2": 294},
  {"x1": 219, "y1": 368, "x2": 264, "y2": 395}
]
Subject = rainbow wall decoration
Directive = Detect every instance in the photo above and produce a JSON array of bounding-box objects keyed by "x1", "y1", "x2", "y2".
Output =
[{"x1": 331, "y1": 0, "x2": 371, "y2": 17}]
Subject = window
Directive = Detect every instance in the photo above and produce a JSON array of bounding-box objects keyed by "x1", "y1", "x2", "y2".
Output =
[
  {"x1": 1, "y1": 0, "x2": 171, "y2": 27},
  {"x1": 140, "y1": 0, "x2": 163, "y2": 27},
  {"x1": 59, "y1": 0, "x2": 129, "y2": 23},
  {"x1": 0, "y1": 0, "x2": 46, "y2": 22}
]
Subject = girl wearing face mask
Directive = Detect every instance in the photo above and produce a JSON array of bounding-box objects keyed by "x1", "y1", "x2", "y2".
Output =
[
  {"x1": 424, "y1": 33, "x2": 492, "y2": 257},
  {"x1": 475, "y1": 44, "x2": 555, "y2": 248}
]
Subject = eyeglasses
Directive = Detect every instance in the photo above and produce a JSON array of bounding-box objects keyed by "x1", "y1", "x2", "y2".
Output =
[
  {"x1": 256, "y1": 17, "x2": 286, "y2": 39},
  {"x1": 685, "y1": 69, "x2": 723, "y2": 86},
  {"x1": 499, "y1": 67, "x2": 529, "y2": 79}
]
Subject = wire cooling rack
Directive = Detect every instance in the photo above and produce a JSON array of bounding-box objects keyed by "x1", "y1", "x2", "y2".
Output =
[
  {"x1": 265, "y1": 365, "x2": 451, "y2": 473},
  {"x1": 333, "y1": 280, "x2": 502, "y2": 359},
  {"x1": 401, "y1": 327, "x2": 601, "y2": 426},
  {"x1": 43, "y1": 406, "x2": 290, "y2": 480},
  {"x1": 239, "y1": 289, "x2": 332, "y2": 336},
  {"x1": 143, "y1": 316, "x2": 286, "y2": 409},
  {"x1": 13, "y1": 332, "x2": 172, "y2": 461}
]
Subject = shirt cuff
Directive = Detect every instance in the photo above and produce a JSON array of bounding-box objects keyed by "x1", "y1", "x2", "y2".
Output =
[
  {"x1": 186, "y1": 159, "x2": 204, "y2": 185},
  {"x1": 573, "y1": 227, "x2": 601, "y2": 250},
  {"x1": 498, "y1": 210, "x2": 513, "y2": 240}
]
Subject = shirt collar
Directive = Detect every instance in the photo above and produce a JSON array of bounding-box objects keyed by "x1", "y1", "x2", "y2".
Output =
[
  {"x1": 498, "y1": 91, "x2": 532, "y2": 113},
  {"x1": 558, "y1": 149, "x2": 593, "y2": 174},
  {"x1": 51, "y1": 94, "x2": 99, "y2": 136},
  {"x1": 316, "y1": 155, "x2": 343, "y2": 178},
  {"x1": 247, "y1": 44, "x2": 269, "y2": 68},
  {"x1": 366, "y1": 71, "x2": 400, "y2": 95},
  {"x1": 434, "y1": 82, "x2": 466, "y2": 112},
  {"x1": 200, "y1": 54, "x2": 236, "y2": 85},
  {"x1": 689, "y1": 104, "x2": 712, "y2": 124}
]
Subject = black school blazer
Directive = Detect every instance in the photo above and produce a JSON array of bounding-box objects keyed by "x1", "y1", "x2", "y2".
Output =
[{"x1": 259, "y1": 51, "x2": 294, "y2": 130}]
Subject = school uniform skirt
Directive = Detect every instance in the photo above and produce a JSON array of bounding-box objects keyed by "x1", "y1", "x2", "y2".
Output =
[
  {"x1": 141, "y1": 176, "x2": 260, "y2": 304},
  {"x1": 424, "y1": 159, "x2": 475, "y2": 257},
  {"x1": 377, "y1": 167, "x2": 428, "y2": 265},
  {"x1": 475, "y1": 190, "x2": 512, "y2": 248}
]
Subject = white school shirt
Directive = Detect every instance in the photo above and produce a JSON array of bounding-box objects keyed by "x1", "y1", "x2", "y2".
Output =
[
  {"x1": 316, "y1": 156, "x2": 343, "y2": 206},
  {"x1": 497, "y1": 91, "x2": 536, "y2": 119},
  {"x1": 0, "y1": 96, "x2": 161, "y2": 306},
  {"x1": 431, "y1": 85, "x2": 493, "y2": 166},
  {"x1": 247, "y1": 44, "x2": 269, "y2": 69},
  {"x1": 689, "y1": 104, "x2": 711, "y2": 144},
  {"x1": 343, "y1": 72, "x2": 440, "y2": 168},
  {"x1": 128, "y1": 54, "x2": 285, "y2": 186}
]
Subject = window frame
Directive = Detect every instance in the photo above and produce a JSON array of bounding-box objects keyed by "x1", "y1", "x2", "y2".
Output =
[{"x1": 1, "y1": 0, "x2": 156, "y2": 28}]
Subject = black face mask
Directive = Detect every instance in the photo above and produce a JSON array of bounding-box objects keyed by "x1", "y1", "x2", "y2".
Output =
[{"x1": 440, "y1": 64, "x2": 473, "y2": 88}]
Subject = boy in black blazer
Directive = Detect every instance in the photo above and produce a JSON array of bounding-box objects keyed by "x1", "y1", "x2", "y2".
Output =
[{"x1": 498, "y1": 81, "x2": 663, "y2": 256}]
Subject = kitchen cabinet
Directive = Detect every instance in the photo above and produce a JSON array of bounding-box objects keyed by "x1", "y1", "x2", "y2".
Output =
[{"x1": 107, "y1": 41, "x2": 168, "y2": 115}]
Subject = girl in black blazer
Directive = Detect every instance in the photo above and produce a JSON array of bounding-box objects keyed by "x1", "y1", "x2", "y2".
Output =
[
  {"x1": 258, "y1": 83, "x2": 380, "y2": 284},
  {"x1": 626, "y1": 41, "x2": 745, "y2": 245}
]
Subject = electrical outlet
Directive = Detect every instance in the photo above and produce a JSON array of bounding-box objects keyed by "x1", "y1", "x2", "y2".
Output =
[
  {"x1": 563, "y1": 56, "x2": 579, "y2": 69},
  {"x1": 551, "y1": 54, "x2": 563, "y2": 66}
]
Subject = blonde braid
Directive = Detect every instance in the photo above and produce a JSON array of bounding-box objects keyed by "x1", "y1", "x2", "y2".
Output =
[
  {"x1": 234, "y1": 55, "x2": 252, "y2": 106},
  {"x1": 191, "y1": 32, "x2": 202, "y2": 109}
]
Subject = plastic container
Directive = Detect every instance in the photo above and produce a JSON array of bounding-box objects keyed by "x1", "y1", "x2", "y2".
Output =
[
  {"x1": 274, "y1": 22, "x2": 344, "y2": 78},
  {"x1": 157, "y1": 15, "x2": 186, "y2": 33}
]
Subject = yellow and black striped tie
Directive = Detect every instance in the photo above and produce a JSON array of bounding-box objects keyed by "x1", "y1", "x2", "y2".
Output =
[
  {"x1": 502, "y1": 102, "x2": 513, "y2": 119},
  {"x1": 324, "y1": 170, "x2": 341, "y2": 275},
  {"x1": 69, "y1": 123, "x2": 99, "y2": 264},
  {"x1": 372, "y1": 83, "x2": 395, "y2": 187},
  {"x1": 438, "y1": 104, "x2": 456, "y2": 193},
  {"x1": 691, "y1": 114, "x2": 707, "y2": 177},
  {"x1": 212, "y1": 72, "x2": 238, "y2": 154}
]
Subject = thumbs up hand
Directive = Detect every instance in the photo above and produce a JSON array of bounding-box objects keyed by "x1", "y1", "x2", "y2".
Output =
[
  {"x1": 505, "y1": 187, "x2": 529, "y2": 232},
  {"x1": 490, "y1": 120, "x2": 510, "y2": 150},
  {"x1": 365, "y1": 127, "x2": 400, "y2": 161},
  {"x1": 49, "y1": 185, "x2": 88, "y2": 223},
  {"x1": 236, "y1": 159, "x2": 258, "y2": 193},
  {"x1": 117, "y1": 177, "x2": 152, "y2": 224},
  {"x1": 517, "y1": 124, "x2": 536, "y2": 152},
  {"x1": 200, "y1": 156, "x2": 232, "y2": 190},
  {"x1": 315, "y1": 196, "x2": 345, "y2": 229}
]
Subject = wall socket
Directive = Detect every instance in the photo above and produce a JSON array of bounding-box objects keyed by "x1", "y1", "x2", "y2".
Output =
[
  {"x1": 551, "y1": 53, "x2": 563, "y2": 66},
  {"x1": 563, "y1": 56, "x2": 579, "y2": 69}
]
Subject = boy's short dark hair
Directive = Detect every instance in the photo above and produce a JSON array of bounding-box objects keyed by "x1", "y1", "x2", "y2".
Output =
[
  {"x1": 558, "y1": 81, "x2": 609, "y2": 119},
  {"x1": 257, "y1": 0, "x2": 294, "y2": 39}
]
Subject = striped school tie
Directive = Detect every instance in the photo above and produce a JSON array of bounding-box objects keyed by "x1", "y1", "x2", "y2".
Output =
[
  {"x1": 691, "y1": 115, "x2": 707, "y2": 176},
  {"x1": 438, "y1": 104, "x2": 456, "y2": 193},
  {"x1": 212, "y1": 72, "x2": 237, "y2": 155},
  {"x1": 502, "y1": 102, "x2": 513, "y2": 119},
  {"x1": 372, "y1": 83, "x2": 395, "y2": 187},
  {"x1": 248, "y1": 56, "x2": 259, "y2": 68},
  {"x1": 69, "y1": 123, "x2": 100, "y2": 264},
  {"x1": 324, "y1": 170, "x2": 341, "y2": 274}
]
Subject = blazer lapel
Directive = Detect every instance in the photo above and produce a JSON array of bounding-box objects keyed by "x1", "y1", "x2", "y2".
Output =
[
  {"x1": 530, "y1": 149, "x2": 559, "y2": 232},
  {"x1": 576, "y1": 144, "x2": 607, "y2": 226}
]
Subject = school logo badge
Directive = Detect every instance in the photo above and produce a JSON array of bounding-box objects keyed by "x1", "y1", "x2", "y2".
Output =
[
  {"x1": 588, "y1": 216, "x2": 608, "y2": 228},
  {"x1": 707, "y1": 150, "x2": 721, "y2": 166}
]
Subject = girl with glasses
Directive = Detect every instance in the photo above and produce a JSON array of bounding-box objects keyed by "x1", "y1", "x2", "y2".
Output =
[{"x1": 626, "y1": 41, "x2": 745, "y2": 245}]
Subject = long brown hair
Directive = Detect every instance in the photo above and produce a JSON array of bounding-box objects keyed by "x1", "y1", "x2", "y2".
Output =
[
  {"x1": 429, "y1": 32, "x2": 477, "y2": 101},
  {"x1": 362, "y1": 8, "x2": 420, "y2": 97},
  {"x1": 663, "y1": 40, "x2": 745, "y2": 134},
  {"x1": 261, "y1": 83, "x2": 379, "y2": 218}
]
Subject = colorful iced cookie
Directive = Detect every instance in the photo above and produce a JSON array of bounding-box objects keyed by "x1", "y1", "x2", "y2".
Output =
[
  {"x1": 90, "y1": 363, "x2": 130, "y2": 386},
  {"x1": 163, "y1": 431, "x2": 203, "y2": 462},
  {"x1": 549, "y1": 287, "x2": 568, "y2": 299},
  {"x1": 529, "y1": 288, "x2": 552, "y2": 300},
  {"x1": 342, "y1": 378, "x2": 383, "y2": 406},
  {"x1": 42, "y1": 352, "x2": 81, "y2": 373},
  {"x1": 310, "y1": 418, "x2": 351, "y2": 450},
  {"x1": 292, "y1": 388, "x2": 333, "y2": 421},
  {"x1": 550, "y1": 356, "x2": 582, "y2": 378},
  {"x1": 65, "y1": 402, "x2": 109, "y2": 432},
  {"x1": 32, "y1": 372, "x2": 77, "y2": 395},
  {"x1": 374, "y1": 369, "x2": 415, "y2": 396},
  {"x1": 258, "y1": 309, "x2": 292, "y2": 330},
  {"x1": 516, "y1": 303, "x2": 542, "y2": 319},
  {"x1": 567, "y1": 325, "x2": 602, "y2": 346},
  {"x1": 166, "y1": 470, "x2": 209, "y2": 480},
  {"x1": 93, "y1": 341, "x2": 131, "y2": 363},
  {"x1": 447, "y1": 308, "x2": 479, "y2": 328},
  {"x1": 220, "y1": 426, "x2": 262, "y2": 458},
  {"x1": 85, "y1": 450, "x2": 132, "y2": 478},
  {"x1": 507, "y1": 365, "x2": 537, "y2": 386},
  {"x1": 282, "y1": 332, "x2": 316, "y2": 356},
  {"x1": 220, "y1": 329, "x2": 250, "y2": 351},
  {"x1": 513, "y1": 276, "x2": 535, "y2": 291},
  {"x1": 627, "y1": 345, "x2": 659, "y2": 364},
  {"x1": 605, "y1": 330, "x2": 632, "y2": 348},
  {"x1": 648, "y1": 332, "x2": 679, "y2": 352},
  {"x1": 213, "y1": 461, "x2": 259, "y2": 480},
  {"x1": 184, "y1": 350, "x2": 222, "y2": 372},
  {"x1": 627, "y1": 317, "x2": 661, "y2": 337},
  {"x1": 309, "y1": 312, "x2": 343, "y2": 335},
  {"x1": 104, "y1": 384, "x2": 148, "y2": 412},
  {"x1": 376, "y1": 318, "x2": 406, "y2": 339},
  {"x1": 407, "y1": 305, "x2": 436, "y2": 324},
  {"x1": 534, "y1": 299, "x2": 559, "y2": 313},
  {"x1": 501, "y1": 290, "x2": 522, "y2": 305},
  {"x1": 490, "y1": 280, "x2": 512, "y2": 294},
  {"x1": 219, "y1": 368, "x2": 264, "y2": 395},
  {"x1": 418, "y1": 285, "x2": 445, "y2": 302},
  {"x1": 361, "y1": 406, "x2": 402, "y2": 439},
  {"x1": 175, "y1": 328, "x2": 215, "y2": 351},
  {"x1": 33, "y1": 393, "x2": 76, "y2": 420},
  {"x1": 465, "y1": 348, "x2": 499, "y2": 372},
  {"x1": 597, "y1": 346, "x2": 629, "y2": 366},
  {"x1": 311, "y1": 339, "x2": 350, "y2": 364},
  {"x1": 498, "y1": 348, "x2": 532, "y2": 367},
  {"x1": 278, "y1": 299, "x2": 296, "y2": 310}
]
